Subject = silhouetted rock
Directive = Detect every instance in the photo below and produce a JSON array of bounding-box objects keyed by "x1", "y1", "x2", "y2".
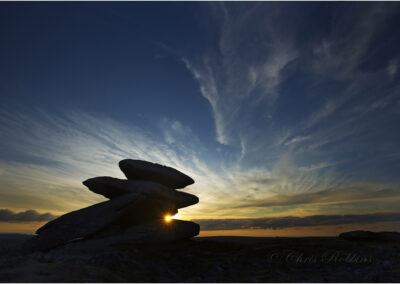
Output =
[
  {"x1": 116, "y1": 198, "x2": 178, "y2": 226},
  {"x1": 119, "y1": 159, "x2": 194, "y2": 189},
  {"x1": 27, "y1": 194, "x2": 144, "y2": 251},
  {"x1": 36, "y1": 193, "x2": 141, "y2": 235},
  {"x1": 24, "y1": 159, "x2": 200, "y2": 252},
  {"x1": 339, "y1": 230, "x2": 400, "y2": 241},
  {"x1": 85, "y1": 219, "x2": 200, "y2": 246},
  {"x1": 83, "y1": 176, "x2": 198, "y2": 208}
]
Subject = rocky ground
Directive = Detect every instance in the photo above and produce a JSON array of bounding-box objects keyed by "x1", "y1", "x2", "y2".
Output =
[{"x1": 0, "y1": 234, "x2": 399, "y2": 282}]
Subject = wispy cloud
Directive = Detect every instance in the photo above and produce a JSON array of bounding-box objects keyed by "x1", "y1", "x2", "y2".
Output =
[
  {"x1": 305, "y1": 4, "x2": 398, "y2": 130},
  {"x1": 0, "y1": 108, "x2": 399, "y2": 220},
  {"x1": 182, "y1": 3, "x2": 400, "y2": 183},
  {"x1": 0, "y1": 109, "x2": 209, "y2": 213},
  {"x1": 388, "y1": 58, "x2": 398, "y2": 78},
  {"x1": 158, "y1": 117, "x2": 197, "y2": 145},
  {"x1": 234, "y1": 185, "x2": 400, "y2": 208},
  {"x1": 283, "y1": 136, "x2": 311, "y2": 147},
  {"x1": 184, "y1": 3, "x2": 297, "y2": 146},
  {"x1": 311, "y1": 4, "x2": 396, "y2": 80}
]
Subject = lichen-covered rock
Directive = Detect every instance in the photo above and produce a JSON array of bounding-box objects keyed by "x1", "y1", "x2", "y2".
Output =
[
  {"x1": 83, "y1": 176, "x2": 198, "y2": 208},
  {"x1": 119, "y1": 159, "x2": 194, "y2": 189}
]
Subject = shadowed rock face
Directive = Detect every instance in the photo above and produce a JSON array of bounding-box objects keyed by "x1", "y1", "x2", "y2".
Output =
[
  {"x1": 26, "y1": 198, "x2": 181, "y2": 252},
  {"x1": 83, "y1": 177, "x2": 198, "y2": 208},
  {"x1": 86, "y1": 219, "x2": 200, "y2": 246},
  {"x1": 28, "y1": 194, "x2": 144, "y2": 251},
  {"x1": 36, "y1": 193, "x2": 142, "y2": 235},
  {"x1": 119, "y1": 159, "x2": 194, "y2": 189},
  {"x1": 116, "y1": 198, "x2": 178, "y2": 226}
]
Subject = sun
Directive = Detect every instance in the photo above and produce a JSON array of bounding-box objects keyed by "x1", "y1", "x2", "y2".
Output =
[{"x1": 164, "y1": 214, "x2": 177, "y2": 222}]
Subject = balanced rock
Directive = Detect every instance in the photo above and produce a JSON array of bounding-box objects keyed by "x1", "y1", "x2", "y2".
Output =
[
  {"x1": 25, "y1": 159, "x2": 200, "y2": 252},
  {"x1": 83, "y1": 176, "x2": 198, "y2": 208},
  {"x1": 119, "y1": 159, "x2": 194, "y2": 189}
]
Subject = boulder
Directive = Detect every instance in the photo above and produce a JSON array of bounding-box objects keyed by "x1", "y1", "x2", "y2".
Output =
[
  {"x1": 83, "y1": 176, "x2": 198, "y2": 208},
  {"x1": 36, "y1": 193, "x2": 142, "y2": 235},
  {"x1": 119, "y1": 159, "x2": 194, "y2": 189},
  {"x1": 339, "y1": 230, "x2": 400, "y2": 241},
  {"x1": 23, "y1": 159, "x2": 200, "y2": 252},
  {"x1": 27, "y1": 193, "x2": 176, "y2": 251},
  {"x1": 85, "y1": 219, "x2": 200, "y2": 246},
  {"x1": 116, "y1": 197, "x2": 178, "y2": 227}
]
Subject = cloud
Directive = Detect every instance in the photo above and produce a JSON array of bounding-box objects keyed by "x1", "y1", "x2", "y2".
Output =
[
  {"x1": 283, "y1": 136, "x2": 311, "y2": 146},
  {"x1": 311, "y1": 4, "x2": 396, "y2": 80},
  {"x1": 159, "y1": 117, "x2": 196, "y2": 145},
  {"x1": 0, "y1": 109, "x2": 216, "y2": 214},
  {"x1": 182, "y1": 3, "x2": 400, "y2": 171},
  {"x1": 0, "y1": 209, "x2": 57, "y2": 223},
  {"x1": 1, "y1": 106, "x2": 400, "y2": 221},
  {"x1": 194, "y1": 212, "x2": 400, "y2": 230},
  {"x1": 184, "y1": 3, "x2": 297, "y2": 146},
  {"x1": 388, "y1": 58, "x2": 398, "y2": 78},
  {"x1": 234, "y1": 185, "x2": 400, "y2": 208},
  {"x1": 182, "y1": 58, "x2": 229, "y2": 145},
  {"x1": 304, "y1": 4, "x2": 398, "y2": 129},
  {"x1": 0, "y1": 108, "x2": 275, "y2": 218},
  {"x1": 305, "y1": 100, "x2": 338, "y2": 129}
]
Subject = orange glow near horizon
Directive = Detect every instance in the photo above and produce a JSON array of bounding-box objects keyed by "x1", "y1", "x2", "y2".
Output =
[
  {"x1": 1, "y1": 220, "x2": 400, "y2": 237},
  {"x1": 197, "y1": 221, "x2": 400, "y2": 237}
]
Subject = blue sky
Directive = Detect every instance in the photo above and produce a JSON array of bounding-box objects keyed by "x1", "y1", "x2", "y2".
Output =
[{"x1": 1, "y1": 2, "x2": 400, "y2": 233}]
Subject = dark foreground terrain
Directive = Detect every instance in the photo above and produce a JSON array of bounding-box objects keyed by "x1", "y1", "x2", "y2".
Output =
[{"x1": 0, "y1": 234, "x2": 399, "y2": 282}]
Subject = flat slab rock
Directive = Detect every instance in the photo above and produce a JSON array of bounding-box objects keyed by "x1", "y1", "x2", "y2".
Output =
[
  {"x1": 83, "y1": 176, "x2": 198, "y2": 208},
  {"x1": 25, "y1": 193, "x2": 177, "y2": 252},
  {"x1": 82, "y1": 219, "x2": 200, "y2": 247},
  {"x1": 119, "y1": 159, "x2": 194, "y2": 189}
]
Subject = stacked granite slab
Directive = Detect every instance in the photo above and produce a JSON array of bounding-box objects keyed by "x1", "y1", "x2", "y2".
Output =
[{"x1": 25, "y1": 159, "x2": 200, "y2": 252}]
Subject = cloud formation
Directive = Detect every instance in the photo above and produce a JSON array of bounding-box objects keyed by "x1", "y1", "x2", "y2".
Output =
[
  {"x1": 184, "y1": 3, "x2": 297, "y2": 146},
  {"x1": 0, "y1": 107, "x2": 399, "y2": 219},
  {"x1": 234, "y1": 185, "x2": 400, "y2": 208},
  {"x1": 194, "y1": 213, "x2": 400, "y2": 230},
  {"x1": 0, "y1": 209, "x2": 57, "y2": 222},
  {"x1": 182, "y1": 4, "x2": 400, "y2": 187}
]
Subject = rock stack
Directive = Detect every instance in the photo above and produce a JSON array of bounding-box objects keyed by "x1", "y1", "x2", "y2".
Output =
[{"x1": 25, "y1": 159, "x2": 200, "y2": 252}]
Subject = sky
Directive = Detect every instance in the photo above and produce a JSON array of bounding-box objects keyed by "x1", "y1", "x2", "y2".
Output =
[{"x1": 1, "y1": 2, "x2": 400, "y2": 236}]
